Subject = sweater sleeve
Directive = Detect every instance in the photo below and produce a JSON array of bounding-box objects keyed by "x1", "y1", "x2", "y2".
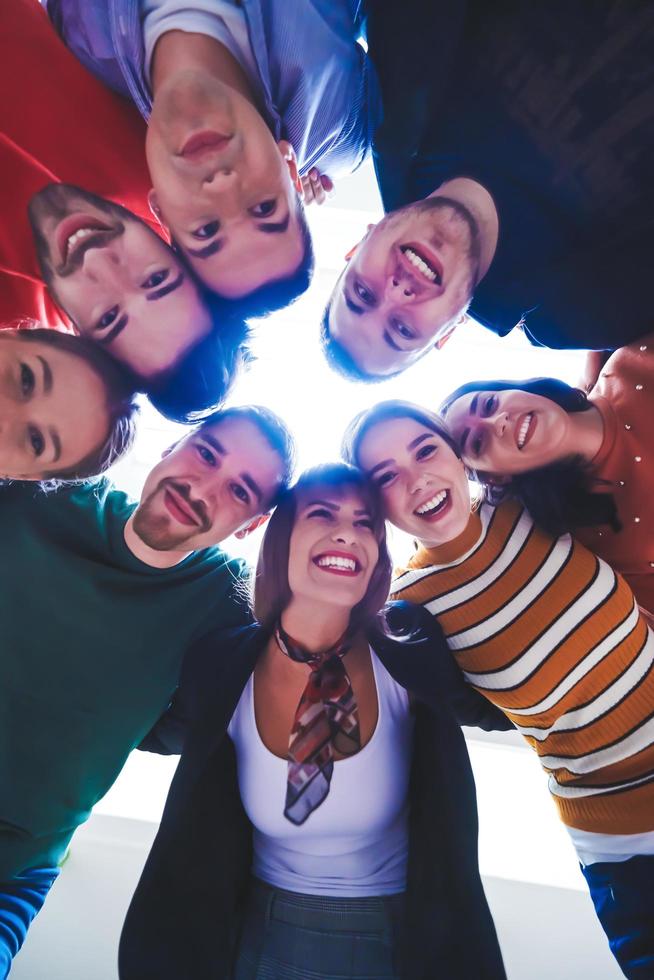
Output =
[
  {"x1": 138, "y1": 622, "x2": 258, "y2": 755},
  {"x1": 380, "y1": 602, "x2": 515, "y2": 732}
]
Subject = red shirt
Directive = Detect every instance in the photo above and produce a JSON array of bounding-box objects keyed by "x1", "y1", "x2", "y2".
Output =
[{"x1": 0, "y1": 0, "x2": 153, "y2": 327}]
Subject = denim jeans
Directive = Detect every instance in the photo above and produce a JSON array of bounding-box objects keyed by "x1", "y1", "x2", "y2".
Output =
[
  {"x1": 0, "y1": 866, "x2": 59, "y2": 979},
  {"x1": 233, "y1": 878, "x2": 404, "y2": 980},
  {"x1": 581, "y1": 854, "x2": 654, "y2": 979}
]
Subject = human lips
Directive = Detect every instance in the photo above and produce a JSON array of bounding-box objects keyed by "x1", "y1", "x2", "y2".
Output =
[
  {"x1": 515, "y1": 413, "x2": 536, "y2": 450},
  {"x1": 55, "y1": 214, "x2": 114, "y2": 268},
  {"x1": 312, "y1": 550, "x2": 362, "y2": 577},
  {"x1": 413, "y1": 489, "x2": 451, "y2": 523},
  {"x1": 163, "y1": 485, "x2": 205, "y2": 528},
  {"x1": 398, "y1": 241, "x2": 443, "y2": 286},
  {"x1": 179, "y1": 130, "x2": 233, "y2": 160}
]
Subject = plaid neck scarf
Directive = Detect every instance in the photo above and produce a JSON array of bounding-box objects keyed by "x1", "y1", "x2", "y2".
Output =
[{"x1": 274, "y1": 622, "x2": 361, "y2": 825}]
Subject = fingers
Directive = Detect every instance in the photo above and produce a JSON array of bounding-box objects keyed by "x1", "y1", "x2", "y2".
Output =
[{"x1": 301, "y1": 169, "x2": 334, "y2": 206}]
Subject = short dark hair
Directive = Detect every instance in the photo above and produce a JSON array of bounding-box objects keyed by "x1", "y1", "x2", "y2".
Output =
[
  {"x1": 195, "y1": 404, "x2": 296, "y2": 505},
  {"x1": 440, "y1": 377, "x2": 620, "y2": 536},
  {"x1": 8, "y1": 324, "x2": 138, "y2": 481},
  {"x1": 252, "y1": 462, "x2": 392, "y2": 634},
  {"x1": 342, "y1": 399, "x2": 461, "y2": 469},
  {"x1": 145, "y1": 309, "x2": 250, "y2": 423},
  {"x1": 440, "y1": 376, "x2": 591, "y2": 419}
]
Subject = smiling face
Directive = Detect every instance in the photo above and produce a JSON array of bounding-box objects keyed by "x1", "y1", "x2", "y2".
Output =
[
  {"x1": 287, "y1": 485, "x2": 380, "y2": 613},
  {"x1": 358, "y1": 416, "x2": 471, "y2": 548},
  {"x1": 445, "y1": 389, "x2": 571, "y2": 476},
  {"x1": 28, "y1": 184, "x2": 212, "y2": 379},
  {"x1": 328, "y1": 197, "x2": 481, "y2": 376},
  {"x1": 0, "y1": 331, "x2": 110, "y2": 480},
  {"x1": 132, "y1": 415, "x2": 284, "y2": 551},
  {"x1": 146, "y1": 70, "x2": 305, "y2": 299}
]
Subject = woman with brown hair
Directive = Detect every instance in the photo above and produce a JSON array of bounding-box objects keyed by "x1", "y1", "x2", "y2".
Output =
[
  {"x1": 118, "y1": 462, "x2": 508, "y2": 980},
  {"x1": 0, "y1": 323, "x2": 137, "y2": 481}
]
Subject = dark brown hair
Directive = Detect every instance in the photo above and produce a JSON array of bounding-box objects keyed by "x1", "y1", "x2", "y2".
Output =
[
  {"x1": 342, "y1": 399, "x2": 461, "y2": 468},
  {"x1": 440, "y1": 378, "x2": 620, "y2": 536},
  {"x1": 252, "y1": 463, "x2": 392, "y2": 637},
  {"x1": 3, "y1": 324, "x2": 138, "y2": 480}
]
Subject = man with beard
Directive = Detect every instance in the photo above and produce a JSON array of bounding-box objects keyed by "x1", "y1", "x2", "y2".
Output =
[
  {"x1": 0, "y1": 403, "x2": 294, "y2": 977},
  {"x1": 323, "y1": 1, "x2": 654, "y2": 381},
  {"x1": 45, "y1": 0, "x2": 381, "y2": 315},
  {"x1": 1, "y1": 0, "x2": 244, "y2": 422}
]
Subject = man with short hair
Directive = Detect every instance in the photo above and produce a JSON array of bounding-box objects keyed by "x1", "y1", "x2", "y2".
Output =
[
  {"x1": 2, "y1": 0, "x2": 242, "y2": 423},
  {"x1": 0, "y1": 404, "x2": 294, "y2": 977},
  {"x1": 324, "y1": 1, "x2": 654, "y2": 380},
  {"x1": 46, "y1": 0, "x2": 382, "y2": 315}
]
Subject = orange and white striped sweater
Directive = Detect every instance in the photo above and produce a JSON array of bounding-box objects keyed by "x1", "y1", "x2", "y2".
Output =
[{"x1": 391, "y1": 500, "x2": 654, "y2": 835}]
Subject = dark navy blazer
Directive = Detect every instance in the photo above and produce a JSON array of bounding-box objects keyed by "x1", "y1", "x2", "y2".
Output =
[
  {"x1": 366, "y1": 0, "x2": 654, "y2": 352},
  {"x1": 120, "y1": 602, "x2": 509, "y2": 980}
]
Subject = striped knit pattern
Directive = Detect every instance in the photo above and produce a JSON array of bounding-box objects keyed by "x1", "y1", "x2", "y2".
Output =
[{"x1": 391, "y1": 500, "x2": 654, "y2": 834}]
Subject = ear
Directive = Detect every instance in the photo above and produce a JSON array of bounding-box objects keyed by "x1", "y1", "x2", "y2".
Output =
[
  {"x1": 344, "y1": 223, "x2": 376, "y2": 261},
  {"x1": 434, "y1": 313, "x2": 467, "y2": 351},
  {"x1": 278, "y1": 140, "x2": 302, "y2": 196},
  {"x1": 148, "y1": 188, "x2": 162, "y2": 221},
  {"x1": 234, "y1": 512, "x2": 270, "y2": 540}
]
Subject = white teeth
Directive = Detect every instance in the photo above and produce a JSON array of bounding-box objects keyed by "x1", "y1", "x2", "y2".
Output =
[
  {"x1": 317, "y1": 555, "x2": 356, "y2": 571},
  {"x1": 415, "y1": 490, "x2": 448, "y2": 515},
  {"x1": 402, "y1": 247, "x2": 438, "y2": 282},
  {"x1": 517, "y1": 413, "x2": 533, "y2": 449},
  {"x1": 66, "y1": 227, "x2": 99, "y2": 253}
]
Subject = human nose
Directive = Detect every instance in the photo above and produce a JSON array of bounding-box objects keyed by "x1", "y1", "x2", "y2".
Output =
[
  {"x1": 384, "y1": 272, "x2": 416, "y2": 302},
  {"x1": 409, "y1": 470, "x2": 433, "y2": 495},
  {"x1": 81, "y1": 244, "x2": 126, "y2": 285},
  {"x1": 331, "y1": 520, "x2": 359, "y2": 547},
  {"x1": 486, "y1": 411, "x2": 510, "y2": 437}
]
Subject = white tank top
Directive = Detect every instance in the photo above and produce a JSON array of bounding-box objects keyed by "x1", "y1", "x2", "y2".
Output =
[{"x1": 227, "y1": 648, "x2": 414, "y2": 896}]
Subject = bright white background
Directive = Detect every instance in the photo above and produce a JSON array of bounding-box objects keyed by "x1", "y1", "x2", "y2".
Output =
[{"x1": 104, "y1": 160, "x2": 590, "y2": 894}]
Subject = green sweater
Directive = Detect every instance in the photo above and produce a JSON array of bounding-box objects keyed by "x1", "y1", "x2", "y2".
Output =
[{"x1": 0, "y1": 480, "x2": 249, "y2": 879}]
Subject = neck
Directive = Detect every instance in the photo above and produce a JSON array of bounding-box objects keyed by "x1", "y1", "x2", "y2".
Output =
[
  {"x1": 280, "y1": 598, "x2": 351, "y2": 654},
  {"x1": 151, "y1": 30, "x2": 257, "y2": 107},
  {"x1": 566, "y1": 403, "x2": 605, "y2": 461},
  {"x1": 429, "y1": 177, "x2": 499, "y2": 281},
  {"x1": 123, "y1": 514, "x2": 193, "y2": 569}
]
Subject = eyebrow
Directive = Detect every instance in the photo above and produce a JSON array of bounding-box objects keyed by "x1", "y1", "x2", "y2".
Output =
[
  {"x1": 365, "y1": 433, "x2": 434, "y2": 477},
  {"x1": 186, "y1": 239, "x2": 224, "y2": 260},
  {"x1": 36, "y1": 355, "x2": 52, "y2": 395},
  {"x1": 459, "y1": 395, "x2": 479, "y2": 454},
  {"x1": 186, "y1": 211, "x2": 291, "y2": 260},
  {"x1": 305, "y1": 497, "x2": 370, "y2": 516},
  {"x1": 383, "y1": 330, "x2": 403, "y2": 352},
  {"x1": 257, "y1": 214, "x2": 290, "y2": 235},
  {"x1": 97, "y1": 313, "x2": 129, "y2": 346},
  {"x1": 49, "y1": 427, "x2": 61, "y2": 463},
  {"x1": 201, "y1": 433, "x2": 227, "y2": 456},
  {"x1": 344, "y1": 293, "x2": 365, "y2": 316},
  {"x1": 146, "y1": 271, "x2": 185, "y2": 301},
  {"x1": 242, "y1": 473, "x2": 262, "y2": 503}
]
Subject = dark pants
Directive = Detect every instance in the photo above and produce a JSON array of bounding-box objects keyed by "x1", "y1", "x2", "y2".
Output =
[
  {"x1": 0, "y1": 866, "x2": 59, "y2": 979},
  {"x1": 581, "y1": 855, "x2": 654, "y2": 979},
  {"x1": 233, "y1": 877, "x2": 404, "y2": 980}
]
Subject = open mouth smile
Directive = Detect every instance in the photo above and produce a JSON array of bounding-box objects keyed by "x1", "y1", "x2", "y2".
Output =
[
  {"x1": 413, "y1": 489, "x2": 451, "y2": 522},
  {"x1": 399, "y1": 242, "x2": 443, "y2": 286},
  {"x1": 312, "y1": 551, "x2": 361, "y2": 577},
  {"x1": 515, "y1": 413, "x2": 536, "y2": 450},
  {"x1": 55, "y1": 214, "x2": 114, "y2": 267}
]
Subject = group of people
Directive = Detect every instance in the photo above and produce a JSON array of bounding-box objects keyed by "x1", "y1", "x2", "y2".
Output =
[{"x1": 2, "y1": 1, "x2": 654, "y2": 978}]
